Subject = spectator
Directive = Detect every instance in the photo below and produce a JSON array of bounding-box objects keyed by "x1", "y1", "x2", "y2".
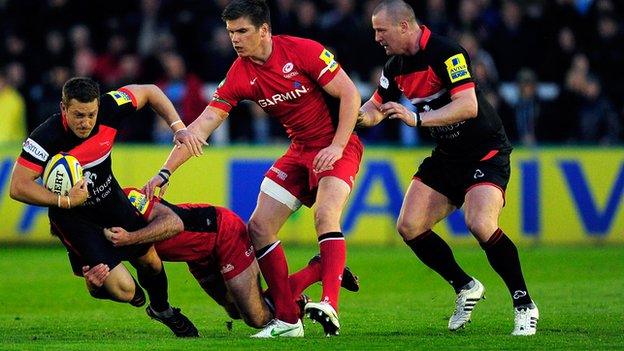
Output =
[
  {"x1": 0, "y1": 68, "x2": 26, "y2": 143},
  {"x1": 578, "y1": 75, "x2": 621, "y2": 144},
  {"x1": 512, "y1": 69, "x2": 542, "y2": 146}
]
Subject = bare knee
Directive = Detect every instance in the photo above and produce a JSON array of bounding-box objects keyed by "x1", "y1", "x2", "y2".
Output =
[
  {"x1": 104, "y1": 275, "x2": 135, "y2": 302},
  {"x1": 396, "y1": 216, "x2": 429, "y2": 241},
  {"x1": 314, "y1": 205, "x2": 338, "y2": 232},
  {"x1": 465, "y1": 214, "x2": 497, "y2": 241}
]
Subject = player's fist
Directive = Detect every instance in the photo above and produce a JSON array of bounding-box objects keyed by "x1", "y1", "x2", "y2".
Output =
[
  {"x1": 104, "y1": 227, "x2": 133, "y2": 247},
  {"x1": 82, "y1": 264, "x2": 110, "y2": 288},
  {"x1": 69, "y1": 179, "x2": 89, "y2": 207},
  {"x1": 173, "y1": 128, "x2": 207, "y2": 157},
  {"x1": 143, "y1": 173, "x2": 169, "y2": 199},
  {"x1": 313, "y1": 144, "x2": 343, "y2": 173}
]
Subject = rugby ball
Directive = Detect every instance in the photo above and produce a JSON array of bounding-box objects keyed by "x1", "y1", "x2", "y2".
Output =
[{"x1": 42, "y1": 153, "x2": 83, "y2": 196}]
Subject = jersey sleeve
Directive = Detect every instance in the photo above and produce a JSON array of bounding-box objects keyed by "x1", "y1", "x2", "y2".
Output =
[
  {"x1": 297, "y1": 39, "x2": 341, "y2": 87},
  {"x1": 17, "y1": 121, "x2": 57, "y2": 174},
  {"x1": 372, "y1": 59, "x2": 402, "y2": 104},
  {"x1": 124, "y1": 187, "x2": 156, "y2": 220},
  {"x1": 98, "y1": 88, "x2": 139, "y2": 128},
  {"x1": 432, "y1": 44, "x2": 475, "y2": 96},
  {"x1": 208, "y1": 63, "x2": 243, "y2": 113}
]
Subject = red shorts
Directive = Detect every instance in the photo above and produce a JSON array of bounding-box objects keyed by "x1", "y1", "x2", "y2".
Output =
[
  {"x1": 263, "y1": 134, "x2": 364, "y2": 208},
  {"x1": 155, "y1": 206, "x2": 254, "y2": 281}
]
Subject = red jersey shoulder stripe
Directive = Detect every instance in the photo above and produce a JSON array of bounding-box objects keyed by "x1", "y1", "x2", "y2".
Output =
[{"x1": 17, "y1": 156, "x2": 44, "y2": 174}]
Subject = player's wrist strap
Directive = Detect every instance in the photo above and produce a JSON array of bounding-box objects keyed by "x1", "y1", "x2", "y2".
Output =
[
  {"x1": 158, "y1": 168, "x2": 171, "y2": 186},
  {"x1": 412, "y1": 110, "x2": 422, "y2": 127}
]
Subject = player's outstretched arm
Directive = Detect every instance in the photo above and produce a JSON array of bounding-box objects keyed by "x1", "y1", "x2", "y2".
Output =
[
  {"x1": 357, "y1": 98, "x2": 386, "y2": 127},
  {"x1": 9, "y1": 163, "x2": 88, "y2": 208},
  {"x1": 104, "y1": 202, "x2": 183, "y2": 246},
  {"x1": 143, "y1": 106, "x2": 228, "y2": 199},
  {"x1": 122, "y1": 84, "x2": 207, "y2": 157},
  {"x1": 314, "y1": 68, "x2": 361, "y2": 172}
]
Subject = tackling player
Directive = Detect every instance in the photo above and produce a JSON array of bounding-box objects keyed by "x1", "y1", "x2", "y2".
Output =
[
  {"x1": 9, "y1": 77, "x2": 205, "y2": 337},
  {"x1": 357, "y1": 0, "x2": 538, "y2": 336},
  {"x1": 144, "y1": 0, "x2": 363, "y2": 337},
  {"x1": 78, "y1": 188, "x2": 360, "y2": 331}
]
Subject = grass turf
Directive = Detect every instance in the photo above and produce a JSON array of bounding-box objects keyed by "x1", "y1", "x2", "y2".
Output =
[{"x1": 0, "y1": 245, "x2": 622, "y2": 350}]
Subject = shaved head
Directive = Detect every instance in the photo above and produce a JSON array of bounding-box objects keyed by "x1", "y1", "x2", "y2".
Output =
[{"x1": 373, "y1": 0, "x2": 417, "y2": 25}]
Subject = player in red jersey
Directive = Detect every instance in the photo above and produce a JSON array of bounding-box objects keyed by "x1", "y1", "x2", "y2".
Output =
[
  {"x1": 144, "y1": 0, "x2": 362, "y2": 337},
  {"x1": 77, "y1": 188, "x2": 360, "y2": 331}
]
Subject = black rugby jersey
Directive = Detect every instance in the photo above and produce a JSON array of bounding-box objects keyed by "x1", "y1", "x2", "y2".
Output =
[
  {"x1": 18, "y1": 88, "x2": 146, "y2": 230},
  {"x1": 374, "y1": 26, "x2": 511, "y2": 158}
]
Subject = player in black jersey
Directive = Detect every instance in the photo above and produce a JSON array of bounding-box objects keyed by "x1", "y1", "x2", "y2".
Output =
[
  {"x1": 9, "y1": 77, "x2": 206, "y2": 337},
  {"x1": 357, "y1": 0, "x2": 538, "y2": 336}
]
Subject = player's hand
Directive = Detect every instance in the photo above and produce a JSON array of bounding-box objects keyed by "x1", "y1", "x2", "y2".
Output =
[
  {"x1": 104, "y1": 227, "x2": 133, "y2": 247},
  {"x1": 173, "y1": 129, "x2": 207, "y2": 157},
  {"x1": 69, "y1": 179, "x2": 89, "y2": 207},
  {"x1": 82, "y1": 264, "x2": 110, "y2": 288},
  {"x1": 143, "y1": 173, "x2": 169, "y2": 199},
  {"x1": 380, "y1": 102, "x2": 417, "y2": 127},
  {"x1": 313, "y1": 143, "x2": 343, "y2": 173}
]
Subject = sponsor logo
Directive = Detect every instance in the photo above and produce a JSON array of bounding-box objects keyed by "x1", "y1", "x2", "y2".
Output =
[
  {"x1": 473, "y1": 169, "x2": 484, "y2": 179},
  {"x1": 107, "y1": 90, "x2": 132, "y2": 106},
  {"x1": 221, "y1": 263, "x2": 235, "y2": 274},
  {"x1": 283, "y1": 71, "x2": 299, "y2": 79},
  {"x1": 513, "y1": 290, "x2": 527, "y2": 300},
  {"x1": 23, "y1": 138, "x2": 49, "y2": 162},
  {"x1": 127, "y1": 189, "x2": 150, "y2": 215},
  {"x1": 245, "y1": 246, "x2": 254, "y2": 257},
  {"x1": 444, "y1": 53, "x2": 471, "y2": 83},
  {"x1": 379, "y1": 72, "x2": 389, "y2": 89},
  {"x1": 270, "y1": 326, "x2": 299, "y2": 337},
  {"x1": 258, "y1": 85, "x2": 309, "y2": 107},
  {"x1": 282, "y1": 62, "x2": 294, "y2": 74},
  {"x1": 206, "y1": 218, "x2": 212, "y2": 227},
  {"x1": 319, "y1": 49, "x2": 338, "y2": 72},
  {"x1": 270, "y1": 166, "x2": 288, "y2": 180},
  {"x1": 250, "y1": 77, "x2": 257, "y2": 85}
]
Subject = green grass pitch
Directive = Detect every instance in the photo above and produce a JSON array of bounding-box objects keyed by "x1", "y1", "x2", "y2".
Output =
[{"x1": 1, "y1": 245, "x2": 622, "y2": 350}]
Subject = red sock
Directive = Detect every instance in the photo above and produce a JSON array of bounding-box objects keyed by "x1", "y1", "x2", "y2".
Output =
[
  {"x1": 256, "y1": 241, "x2": 299, "y2": 323},
  {"x1": 319, "y1": 232, "x2": 346, "y2": 312},
  {"x1": 288, "y1": 258, "x2": 321, "y2": 297}
]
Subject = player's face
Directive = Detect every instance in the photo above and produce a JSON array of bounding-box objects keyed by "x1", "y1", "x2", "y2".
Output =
[
  {"x1": 62, "y1": 98, "x2": 98, "y2": 138},
  {"x1": 226, "y1": 17, "x2": 267, "y2": 58},
  {"x1": 372, "y1": 11, "x2": 404, "y2": 55}
]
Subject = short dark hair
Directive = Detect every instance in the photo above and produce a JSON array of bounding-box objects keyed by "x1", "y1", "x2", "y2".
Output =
[
  {"x1": 222, "y1": 0, "x2": 271, "y2": 29},
  {"x1": 373, "y1": 0, "x2": 417, "y2": 24},
  {"x1": 62, "y1": 77, "x2": 100, "y2": 106}
]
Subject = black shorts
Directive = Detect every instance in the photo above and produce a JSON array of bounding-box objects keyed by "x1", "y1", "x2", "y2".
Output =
[
  {"x1": 50, "y1": 212, "x2": 151, "y2": 275},
  {"x1": 414, "y1": 149, "x2": 511, "y2": 207}
]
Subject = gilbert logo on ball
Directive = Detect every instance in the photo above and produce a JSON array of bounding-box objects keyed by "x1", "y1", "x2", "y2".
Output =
[{"x1": 42, "y1": 153, "x2": 83, "y2": 196}]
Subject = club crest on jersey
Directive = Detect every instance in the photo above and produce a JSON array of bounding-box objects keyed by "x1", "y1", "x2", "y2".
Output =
[
  {"x1": 379, "y1": 72, "x2": 390, "y2": 89},
  {"x1": 445, "y1": 54, "x2": 471, "y2": 83},
  {"x1": 282, "y1": 62, "x2": 294, "y2": 73},
  {"x1": 23, "y1": 138, "x2": 49, "y2": 162},
  {"x1": 107, "y1": 90, "x2": 133, "y2": 106}
]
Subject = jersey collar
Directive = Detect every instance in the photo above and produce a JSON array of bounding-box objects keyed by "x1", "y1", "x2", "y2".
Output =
[{"x1": 419, "y1": 25, "x2": 432, "y2": 51}]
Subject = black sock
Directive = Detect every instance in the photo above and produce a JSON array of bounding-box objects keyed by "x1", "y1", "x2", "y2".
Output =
[
  {"x1": 138, "y1": 264, "x2": 170, "y2": 312},
  {"x1": 480, "y1": 228, "x2": 532, "y2": 307},
  {"x1": 406, "y1": 230, "x2": 473, "y2": 293},
  {"x1": 129, "y1": 278, "x2": 146, "y2": 307}
]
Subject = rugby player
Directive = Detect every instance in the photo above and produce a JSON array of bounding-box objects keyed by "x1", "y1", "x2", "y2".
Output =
[
  {"x1": 77, "y1": 187, "x2": 360, "y2": 331},
  {"x1": 144, "y1": 0, "x2": 363, "y2": 337},
  {"x1": 357, "y1": 0, "x2": 538, "y2": 336},
  {"x1": 9, "y1": 77, "x2": 205, "y2": 337}
]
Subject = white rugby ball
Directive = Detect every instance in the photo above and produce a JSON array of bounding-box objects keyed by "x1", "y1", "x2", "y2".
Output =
[{"x1": 42, "y1": 153, "x2": 83, "y2": 196}]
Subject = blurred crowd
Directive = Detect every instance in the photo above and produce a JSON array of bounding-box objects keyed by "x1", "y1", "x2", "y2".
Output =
[{"x1": 1, "y1": 0, "x2": 623, "y2": 146}]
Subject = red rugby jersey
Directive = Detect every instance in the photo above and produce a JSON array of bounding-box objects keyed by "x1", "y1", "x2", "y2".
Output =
[{"x1": 209, "y1": 35, "x2": 342, "y2": 146}]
